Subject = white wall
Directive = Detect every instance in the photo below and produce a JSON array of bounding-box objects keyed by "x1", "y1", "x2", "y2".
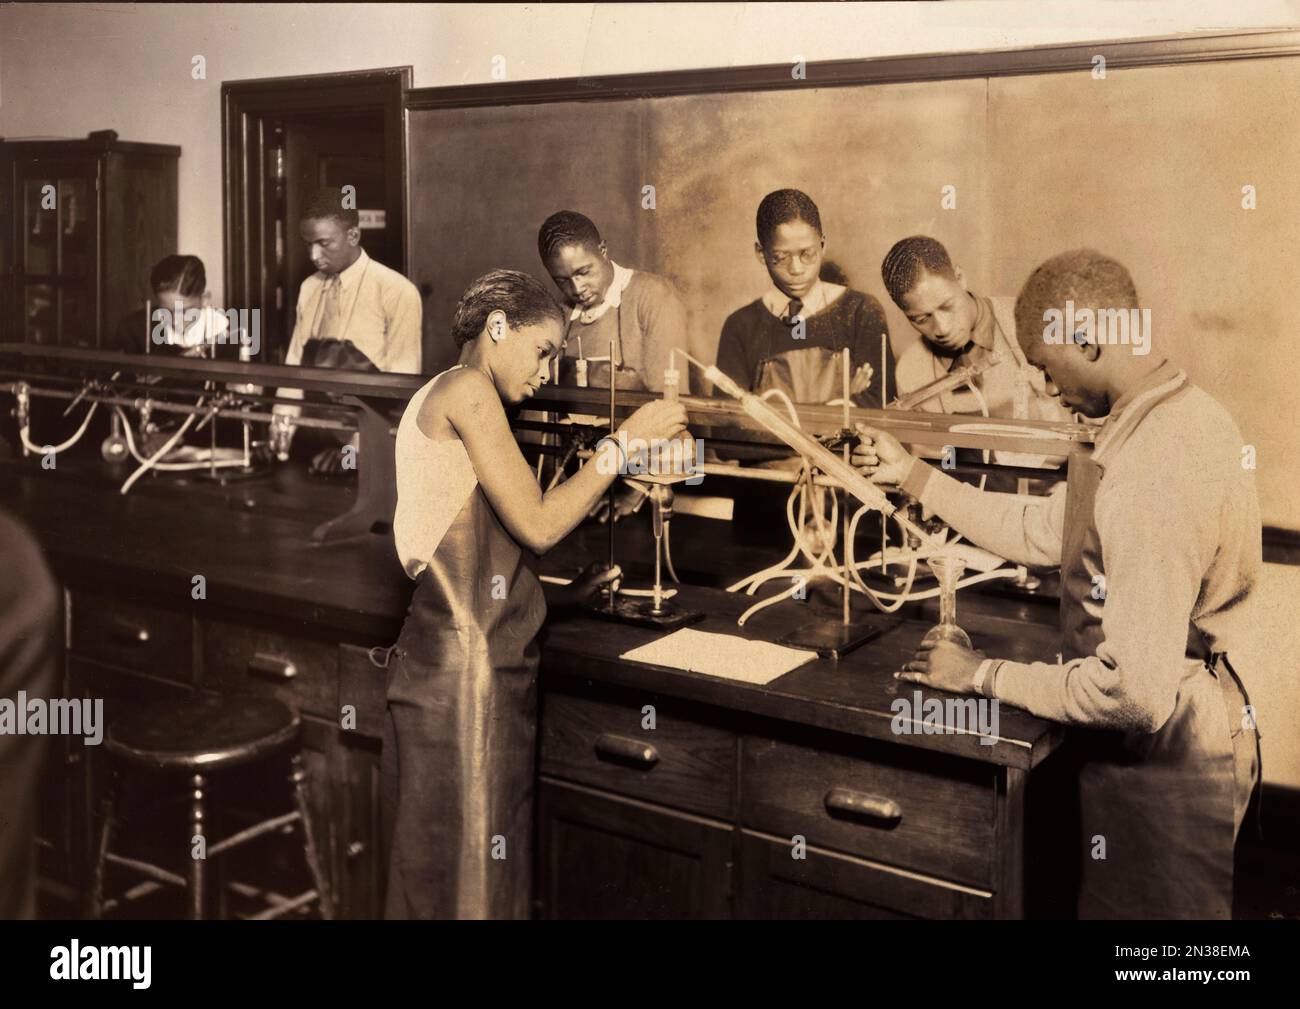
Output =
[{"x1": 1, "y1": 1, "x2": 1297, "y2": 302}]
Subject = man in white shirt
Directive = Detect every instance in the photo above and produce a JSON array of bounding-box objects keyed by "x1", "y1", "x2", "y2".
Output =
[{"x1": 275, "y1": 188, "x2": 422, "y2": 472}]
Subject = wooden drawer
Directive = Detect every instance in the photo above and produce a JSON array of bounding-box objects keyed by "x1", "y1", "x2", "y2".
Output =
[
  {"x1": 540, "y1": 687, "x2": 736, "y2": 820},
  {"x1": 735, "y1": 830, "x2": 992, "y2": 920},
  {"x1": 69, "y1": 591, "x2": 192, "y2": 683},
  {"x1": 741, "y1": 734, "x2": 995, "y2": 886},
  {"x1": 203, "y1": 618, "x2": 339, "y2": 719},
  {"x1": 537, "y1": 780, "x2": 733, "y2": 920}
]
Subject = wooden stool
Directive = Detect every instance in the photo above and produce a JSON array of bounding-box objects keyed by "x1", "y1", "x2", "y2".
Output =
[{"x1": 88, "y1": 694, "x2": 334, "y2": 920}]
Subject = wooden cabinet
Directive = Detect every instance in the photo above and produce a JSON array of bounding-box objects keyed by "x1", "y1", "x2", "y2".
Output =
[
  {"x1": 536, "y1": 674, "x2": 1030, "y2": 919},
  {"x1": 539, "y1": 688, "x2": 737, "y2": 819},
  {"x1": 0, "y1": 132, "x2": 178, "y2": 348},
  {"x1": 535, "y1": 781, "x2": 732, "y2": 920},
  {"x1": 41, "y1": 586, "x2": 387, "y2": 919},
  {"x1": 741, "y1": 731, "x2": 997, "y2": 887},
  {"x1": 734, "y1": 831, "x2": 992, "y2": 920}
]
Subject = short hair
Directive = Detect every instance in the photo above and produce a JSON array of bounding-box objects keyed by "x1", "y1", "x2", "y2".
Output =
[
  {"x1": 450, "y1": 269, "x2": 565, "y2": 349},
  {"x1": 819, "y1": 259, "x2": 850, "y2": 286},
  {"x1": 1014, "y1": 249, "x2": 1139, "y2": 348},
  {"x1": 150, "y1": 254, "x2": 205, "y2": 297},
  {"x1": 538, "y1": 211, "x2": 602, "y2": 262},
  {"x1": 880, "y1": 236, "x2": 956, "y2": 306},
  {"x1": 300, "y1": 187, "x2": 360, "y2": 229},
  {"x1": 756, "y1": 189, "x2": 822, "y2": 248}
]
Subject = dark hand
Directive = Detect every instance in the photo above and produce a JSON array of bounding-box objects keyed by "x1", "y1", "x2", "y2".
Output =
[
  {"x1": 561, "y1": 562, "x2": 623, "y2": 606},
  {"x1": 896, "y1": 639, "x2": 986, "y2": 694},
  {"x1": 852, "y1": 423, "x2": 915, "y2": 487},
  {"x1": 589, "y1": 483, "x2": 647, "y2": 524},
  {"x1": 309, "y1": 445, "x2": 346, "y2": 476}
]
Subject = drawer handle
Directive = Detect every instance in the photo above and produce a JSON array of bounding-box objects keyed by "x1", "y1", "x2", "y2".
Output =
[
  {"x1": 593, "y1": 733, "x2": 659, "y2": 768},
  {"x1": 108, "y1": 620, "x2": 151, "y2": 645},
  {"x1": 247, "y1": 653, "x2": 298, "y2": 681},
  {"x1": 824, "y1": 787, "x2": 902, "y2": 826}
]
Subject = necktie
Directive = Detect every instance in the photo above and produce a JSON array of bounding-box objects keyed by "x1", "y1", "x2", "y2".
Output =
[
  {"x1": 317, "y1": 275, "x2": 342, "y2": 340},
  {"x1": 783, "y1": 298, "x2": 803, "y2": 327}
]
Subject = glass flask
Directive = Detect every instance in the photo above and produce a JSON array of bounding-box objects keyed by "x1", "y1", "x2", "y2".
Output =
[
  {"x1": 101, "y1": 411, "x2": 129, "y2": 464},
  {"x1": 920, "y1": 555, "x2": 973, "y2": 649}
]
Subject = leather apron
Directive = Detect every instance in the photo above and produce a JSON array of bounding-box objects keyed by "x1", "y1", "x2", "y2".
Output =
[
  {"x1": 1059, "y1": 378, "x2": 1257, "y2": 919},
  {"x1": 381, "y1": 482, "x2": 548, "y2": 919}
]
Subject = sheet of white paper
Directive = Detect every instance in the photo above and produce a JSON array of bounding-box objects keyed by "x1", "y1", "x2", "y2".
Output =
[{"x1": 620, "y1": 628, "x2": 816, "y2": 685}]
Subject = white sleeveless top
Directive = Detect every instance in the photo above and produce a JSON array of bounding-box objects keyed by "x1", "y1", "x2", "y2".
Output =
[{"x1": 393, "y1": 365, "x2": 480, "y2": 579}]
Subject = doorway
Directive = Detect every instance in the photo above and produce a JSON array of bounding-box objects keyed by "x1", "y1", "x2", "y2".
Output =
[{"x1": 222, "y1": 68, "x2": 411, "y2": 363}]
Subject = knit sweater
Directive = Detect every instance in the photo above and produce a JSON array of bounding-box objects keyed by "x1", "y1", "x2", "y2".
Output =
[
  {"x1": 713, "y1": 288, "x2": 895, "y2": 407},
  {"x1": 561, "y1": 271, "x2": 690, "y2": 394}
]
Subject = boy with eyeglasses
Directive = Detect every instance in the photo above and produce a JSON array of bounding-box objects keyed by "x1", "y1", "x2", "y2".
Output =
[{"x1": 713, "y1": 189, "x2": 895, "y2": 408}]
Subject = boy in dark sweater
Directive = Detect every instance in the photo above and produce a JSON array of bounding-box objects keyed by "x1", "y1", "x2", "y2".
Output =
[{"x1": 714, "y1": 189, "x2": 896, "y2": 407}]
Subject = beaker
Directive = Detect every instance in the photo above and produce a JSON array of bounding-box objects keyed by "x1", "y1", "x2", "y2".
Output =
[{"x1": 920, "y1": 554, "x2": 973, "y2": 649}]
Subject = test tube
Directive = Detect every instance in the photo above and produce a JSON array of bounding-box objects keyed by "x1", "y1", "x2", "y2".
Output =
[{"x1": 663, "y1": 366, "x2": 679, "y2": 403}]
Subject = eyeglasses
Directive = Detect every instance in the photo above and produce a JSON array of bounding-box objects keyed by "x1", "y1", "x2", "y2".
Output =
[{"x1": 763, "y1": 243, "x2": 823, "y2": 268}]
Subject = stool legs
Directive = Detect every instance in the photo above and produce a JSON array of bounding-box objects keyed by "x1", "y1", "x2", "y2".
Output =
[
  {"x1": 88, "y1": 770, "x2": 118, "y2": 920},
  {"x1": 90, "y1": 756, "x2": 333, "y2": 920},
  {"x1": 188, "y1": 773, "x2": 206, "y2": 920},
  {"x1": 290, "y1": 753, "x2": 334, "y2": 920}
]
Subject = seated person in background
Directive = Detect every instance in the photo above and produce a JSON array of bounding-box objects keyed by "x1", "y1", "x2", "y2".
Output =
[
  {"x1": 274, "y1": 187, "x2": 422, "y2": 474},
  {"x1": 881, "y1": 236, "x2": 1072, "y2": 425},
  {"x1": 713, "y1": 188, "x2": 894, "y2": 409},
  {"x1": 112, "y1": 254, "x2": 235, "y2": 358},
  {"x1": 537, "y1": 210, "x2": 690, "y2": 393}
]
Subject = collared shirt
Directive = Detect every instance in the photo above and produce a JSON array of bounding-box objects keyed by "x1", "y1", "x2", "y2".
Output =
[
  {"x1": 900, "y1": 359, "x2": 1261, "y2": 731},
  {"x1": 954, "y1": 293, "x2": 996, "y2": 366},
  {"x1": 571, "y1": 261, "x2": 633, "y2": 328},
  {"x1": 760, "y1": 279, "x2": 845, "y2": 320},
  {"x1": 892, "y1": 293, "x2": 1073, "y2": 433},
  {"x1": 284, "y1": 248, "x2": 422, "y2": 374}
]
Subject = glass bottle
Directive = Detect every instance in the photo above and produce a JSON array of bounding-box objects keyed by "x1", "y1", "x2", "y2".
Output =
[
  {"x1": 101, "y1": 411, "x2": 129, "y2": 464},
  {"x1": 920, "y1": 555, "x2": 973, "y2": 648}
]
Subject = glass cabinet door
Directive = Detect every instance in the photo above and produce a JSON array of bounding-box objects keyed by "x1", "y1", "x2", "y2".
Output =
[{"x1": 16, "y1": 158, "x2": 99, "y2": 347}]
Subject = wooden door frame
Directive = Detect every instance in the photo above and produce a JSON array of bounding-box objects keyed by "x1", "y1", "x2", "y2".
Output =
[{"x1": 221, "y1": 67, "x2": 411, "y2": 360}]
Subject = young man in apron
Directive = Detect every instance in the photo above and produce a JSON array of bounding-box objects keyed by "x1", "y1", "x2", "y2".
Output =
[{"x1": 854, "y1": 249, "x2": 1261, "y2": 919}]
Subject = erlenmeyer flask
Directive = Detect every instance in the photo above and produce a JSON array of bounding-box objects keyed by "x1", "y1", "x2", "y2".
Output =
[{"x1": 920, "y1": 554, "x2": 973, "y2": 649}]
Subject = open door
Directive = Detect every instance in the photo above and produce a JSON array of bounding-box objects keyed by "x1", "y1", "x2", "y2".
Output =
[{"x1": 222, "y1": 68, "x2": 411, "y2": 363}]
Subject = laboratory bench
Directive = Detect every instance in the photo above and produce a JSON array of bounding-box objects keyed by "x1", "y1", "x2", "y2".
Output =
[{"x1": 1, "y1": 454, "x2": 1072, "y2": 920}]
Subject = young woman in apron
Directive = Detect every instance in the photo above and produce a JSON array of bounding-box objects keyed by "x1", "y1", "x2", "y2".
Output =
[{"x1": 381, "y1": 270, "x2": 688, "y2": 918}]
